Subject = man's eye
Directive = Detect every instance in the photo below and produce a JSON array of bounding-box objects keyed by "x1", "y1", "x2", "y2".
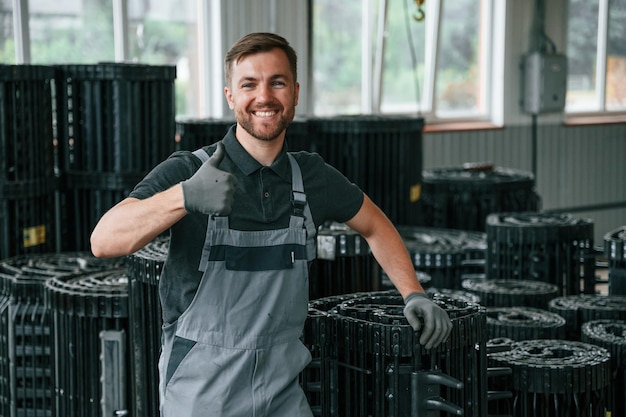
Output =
[
  {"x1": 241, "y1": 83, "x2": 254, "y2": 89},
  {"x1": 272, "y1": 81, "x2": 286, "y2": 87}
]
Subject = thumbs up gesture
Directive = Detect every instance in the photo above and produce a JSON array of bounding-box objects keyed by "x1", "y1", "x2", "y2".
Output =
[{"x1": 181, "y1": 142, "x2": 238, "y2": 215}]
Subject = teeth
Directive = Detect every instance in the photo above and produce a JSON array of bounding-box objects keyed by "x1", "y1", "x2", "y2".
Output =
[{"x1": 255, "y1": 111, "x2": 275, "y2": 117}]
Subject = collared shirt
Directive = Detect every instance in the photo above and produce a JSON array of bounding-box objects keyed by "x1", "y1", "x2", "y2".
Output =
[{"x1": 130, "y1": 125, "x2": 364, "y2": 323}]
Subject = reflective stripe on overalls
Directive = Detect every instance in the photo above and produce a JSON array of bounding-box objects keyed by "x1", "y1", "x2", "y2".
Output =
[{"x1": 159, "y1": 150, "x2": 316, "y2": 417}]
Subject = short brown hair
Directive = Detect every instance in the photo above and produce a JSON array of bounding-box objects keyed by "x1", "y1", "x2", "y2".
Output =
[{"x1": 224, "y1": 32, "x2": 298, "y2": 87}]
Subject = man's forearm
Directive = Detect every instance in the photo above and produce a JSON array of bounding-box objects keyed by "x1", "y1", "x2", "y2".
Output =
[{"x1": 90, "y1": 184, "x2": 187, "y2": 258}]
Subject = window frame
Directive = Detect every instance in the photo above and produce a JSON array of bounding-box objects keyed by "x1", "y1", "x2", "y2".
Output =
[
  {"x1": 9, "y1": 0, "x2": 502, "y2": 125},
  {"x1": 319, "y1": 0, "x2": 502, "y2": 125},
  {"x1": 14, "y1": 1, "x2": 622, "y2": 126},
  {"x1": 565, "y1": 0, "x2": 626, "y2": 120}
]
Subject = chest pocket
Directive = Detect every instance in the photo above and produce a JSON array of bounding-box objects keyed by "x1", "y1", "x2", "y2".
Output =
[
  {"x1": 208, "y1": 244, "x2": 307, "y2": 271},
  {"x1": 194, "y1": 147, "x2": 316, "y2": 273}
]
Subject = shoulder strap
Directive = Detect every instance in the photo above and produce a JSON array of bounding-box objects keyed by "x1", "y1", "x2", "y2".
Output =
[{"x1": 287, "y1": 153, "x2": 317, "y2": 260}]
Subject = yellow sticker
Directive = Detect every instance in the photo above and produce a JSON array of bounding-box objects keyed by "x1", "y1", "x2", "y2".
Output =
[
  {"x1": 410, "y1": 184, "x2": 421, "y2": 202},
  {"x1": 23, "y1": 225, "x2": 46, "y2": 248}
]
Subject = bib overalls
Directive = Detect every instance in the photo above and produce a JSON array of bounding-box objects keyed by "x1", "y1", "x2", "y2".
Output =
[{"x1": 159, "y1": 151, "x2": 316, "y2": 417}]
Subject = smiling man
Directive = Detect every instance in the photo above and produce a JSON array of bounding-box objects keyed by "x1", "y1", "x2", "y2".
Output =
[
  {"x1": 224, "y1": 38, "x2": 298, "y2": 146},
  {"x1": 90, "y1": 32, "x2": 451, "y2": 417}
]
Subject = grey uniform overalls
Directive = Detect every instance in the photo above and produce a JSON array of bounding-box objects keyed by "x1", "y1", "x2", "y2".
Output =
[{"x1": 159, "y1": 149, "x2": 316, "y2": 417}]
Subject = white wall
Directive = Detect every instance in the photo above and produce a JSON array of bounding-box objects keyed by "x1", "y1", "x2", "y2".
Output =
[
  {"x1": 198, "y1": 0, "x2": 310, "y2": 117},
  {"x1": 502, "y1": 0, "x2": 570, "y2": 127}
]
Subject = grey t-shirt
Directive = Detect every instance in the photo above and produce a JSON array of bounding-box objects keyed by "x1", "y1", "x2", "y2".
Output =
[{"x1": 129, "y1": 125, "x2": 364, "y2": 323}]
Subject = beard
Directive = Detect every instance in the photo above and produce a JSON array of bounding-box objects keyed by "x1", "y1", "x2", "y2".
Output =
[{"x1": 235, "y1": 106, "x2": 295, "y2": 142}]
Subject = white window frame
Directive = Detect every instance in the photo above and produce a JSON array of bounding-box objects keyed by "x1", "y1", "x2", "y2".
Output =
[
  {"x1": 358, "y1": 0, "x2": 501, "y2": 124},
  {"x1": 12, "y1": 0, "x2": 128, "y2": 64},
  {"x1": 12, "y1": 0, "x2": 505, "y2": 123},
  {"x1": 12, "y1": 0, "x2": 30, "y2": 63},
  {"x1": 565, "y1": 0, "x2": 626, "y2": 117}
]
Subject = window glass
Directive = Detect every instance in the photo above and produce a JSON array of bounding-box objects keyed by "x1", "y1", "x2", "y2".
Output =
[
  {"x1": 1, "y1": 0, "x2": 15, "y2": 63},
  {"x1": 380, "y1": 1, "x2": 426, "y2": 114},
  {"x1": 435, "y1": 0, "x2": 483, "y2": 117},
  {"x1": 312, "y1": 0, "x2": 362, "y2": 116},
  {"x1": 128, "y1": 0, "x2": 198, "y2": 117},
  {"x1": 566, "y1": 0, "x2": 600, "y2": 111},
  {"x1": 29, "y1": 0, "x2": 114, "y2": 64},
  {"x1": 606, "y1": 0, "x2": 626, "y2": 111},
  {"x1": 313, "y1": 0, "x2": 491, "y2": 119}
]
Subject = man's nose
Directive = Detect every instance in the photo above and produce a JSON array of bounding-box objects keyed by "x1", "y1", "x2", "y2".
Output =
[{"x1": 256, "y1": 83, "x2": 273, "y2": 102}]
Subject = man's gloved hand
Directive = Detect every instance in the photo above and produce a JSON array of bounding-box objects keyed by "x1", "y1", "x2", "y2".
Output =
[
  {"x1": 403, "y1": 292, "x2": 452, "y2": 349},
  {"x1": 181, "y1": 142, "x2": 238, "y2": 215}
]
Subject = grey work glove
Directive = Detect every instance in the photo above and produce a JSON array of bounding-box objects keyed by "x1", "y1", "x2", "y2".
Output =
[
  {"x1": 181, "y1": 142, "x2": 238, "y2": 215},
  {"x1": 403, "y1": 292, "x2": 452, "y2": 350}
]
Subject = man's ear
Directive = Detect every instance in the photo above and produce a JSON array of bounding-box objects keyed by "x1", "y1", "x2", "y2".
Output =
[{"x1": 224, "y1": 87, "x2": 235, "y2": 110}]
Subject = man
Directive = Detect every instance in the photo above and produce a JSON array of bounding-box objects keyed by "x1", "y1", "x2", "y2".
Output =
[{"x1": 91, "y1": 32, "x2": 451, "y2": 417}]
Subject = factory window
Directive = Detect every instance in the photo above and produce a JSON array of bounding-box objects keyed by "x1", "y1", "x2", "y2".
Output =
[
  {"x1": 8, "y1": 0, "x2": 499, "y2": 122},
  {"x1": 9, "y1": 0, "x2": 196, "y2": 117},
  {"x1": 312, "y1": 0, "x2": 497, "y2": 121},
  {"x1": 125, "y1": 1, "x2": 198, "y2": 117},
  {"x1": 566, "y1": 0, "x2": 626, "y2": 113},
  {"x1": 0, "y1": 0, "x2": 15, "y2": 63},
  {"x1": 28, "y1": 0, "x2": 114, "y2": 64}
]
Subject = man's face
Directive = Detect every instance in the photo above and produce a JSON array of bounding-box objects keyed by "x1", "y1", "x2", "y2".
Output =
[{"x1": 224, "y1": 48, "x2": 299, "y2": 143}]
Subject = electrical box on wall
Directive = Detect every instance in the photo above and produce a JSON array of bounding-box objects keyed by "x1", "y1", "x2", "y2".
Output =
[{"x1": 521, "y1": 52, "x2": 568, "y2": 114}]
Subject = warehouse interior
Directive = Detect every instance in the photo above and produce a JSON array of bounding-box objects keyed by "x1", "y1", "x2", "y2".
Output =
[{"x1": 1, "y1": 0, "x2": 626, "y2": 416}]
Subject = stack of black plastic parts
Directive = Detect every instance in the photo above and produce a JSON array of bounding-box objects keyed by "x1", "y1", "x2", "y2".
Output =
[
  {"x1": 301, "y1": 290, "x2": 495, "y2": 417},
  {"x1": 485, "y1": 212, "x2": 596, "y2": 295},
  {"x1": 45, "y1": 266, "x2": 129, "y2": 417},
  {"x1": 174, "y1": 117, "x2": 235, "y2": 151},
  {"x1": 126, "y1": 236, "x2": 169, "y2": 417},
  {"x1": 581, "y1": 319, "x2": 626, "y2": 417},
  {"x1": 311, "y1": 222, "x2": 377, "y2": 300},
  {"x1": 419, "y1": 163, "x2": 540, "y2": 232},
  {"x1": 54, "y1": 63, "x2": 177, "y2": 251},
  {"x1": 0, "y1": 65, "x2": 57, "y2": 259},
  {"x1": 604, "y1": 226, "x2": 626, "y2": 295},
  {"x1": 548, "y1": 294, "x2": 626, "y2": 341},
  {"x1": 308, "y1": 115, "x2": 424, "y2": 226},
  {"x1": 488, "y1": 339, "x2": 611, "y2": 417},
  {"x1": 0, "y1": 253, "x2": 123, "y2": 417},
  {"x1": 396, "y1": 226, "x2": 487, "y2": 290}
]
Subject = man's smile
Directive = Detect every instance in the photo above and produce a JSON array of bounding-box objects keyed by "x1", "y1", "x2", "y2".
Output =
[{"x1": 253, "y1": 110, "x2": 279, "y2": 118}]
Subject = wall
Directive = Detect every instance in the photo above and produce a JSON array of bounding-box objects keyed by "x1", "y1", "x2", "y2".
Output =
[
  {"x1": 423, "y1": 122, "x2": 626, "y2": 245},
  {"x1": 422, "y1": 0, "x2": 625, "y2": 246}
]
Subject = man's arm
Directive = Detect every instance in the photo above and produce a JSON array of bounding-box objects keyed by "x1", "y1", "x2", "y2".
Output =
[
  {"x1": 90, "y1": 184, "x2": 187, "y2": 258},
  {"x1": 345, "y1": 195, "x2": 422, "y2": 298},
  {"x1": 345, "y1": 195, "x2": 452, "y2": 349},
  {"x1": 91, "y1": 142, "x2": 237, "y2": 259}
]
